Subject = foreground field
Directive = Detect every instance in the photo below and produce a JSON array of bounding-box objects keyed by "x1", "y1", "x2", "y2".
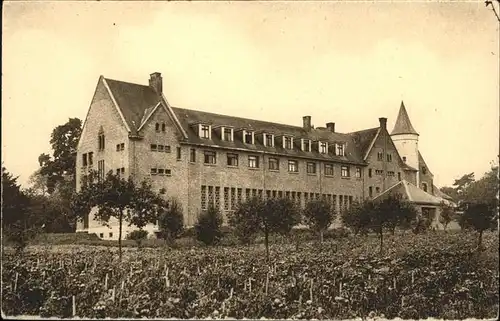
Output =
[{"x1": 2, "y1": 231, "x2": 498, "y2": 319}]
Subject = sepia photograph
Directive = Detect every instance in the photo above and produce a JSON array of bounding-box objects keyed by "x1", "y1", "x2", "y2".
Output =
[{"x1": 2, "y1": 0, "x2": 499, "y2": 319}]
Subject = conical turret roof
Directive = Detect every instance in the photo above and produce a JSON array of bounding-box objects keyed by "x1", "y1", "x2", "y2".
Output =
[{"x1": 391, "y1": 101, "x2": 419, "y2": 136}]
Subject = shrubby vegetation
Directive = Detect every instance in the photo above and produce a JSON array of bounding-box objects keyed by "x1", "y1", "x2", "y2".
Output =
[{"x1": 195, "y1": 204, "x2": 224, "y2": 246}]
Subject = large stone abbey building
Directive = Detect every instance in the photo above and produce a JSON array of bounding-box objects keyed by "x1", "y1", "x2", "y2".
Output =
[{"x1": 75, "y1": 72, "x2": 453, "y2": 239}]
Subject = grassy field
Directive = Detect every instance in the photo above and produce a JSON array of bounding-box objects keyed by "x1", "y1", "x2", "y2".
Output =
[{"x1": 2, "y1": 230, "x2": 498, "y2": 319}]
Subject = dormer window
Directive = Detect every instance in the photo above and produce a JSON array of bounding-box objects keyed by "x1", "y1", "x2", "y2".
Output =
[
  {"x1": 222, "y1": 127, "x2": 233, "y2": 142},
  {"x1": 243, "y1": 130, "x2": 254, "y2": 144},
  {"x1": 264, "y1": 133, "x2": 274, "y2": 147},
  {"x1": 336, "y1": 143, "x2": 345, "y2": 156},
  {"x1": 301, "y1": 139, "x2": 311, "y2": 152},
  {"x1": 199, "y1": 124, "x2": 211, "y2": 139},
  {"x1": 319, "y1": 141, "x2": 328, "y2": 154},
  {"x1": 283, "y1": 136, "x2": 293, "y2": 150}
]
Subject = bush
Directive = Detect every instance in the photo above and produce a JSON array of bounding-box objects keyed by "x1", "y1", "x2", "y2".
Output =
[
  {"x1": 126, "y1": 229, "x2": 149, "y2": 247},
  {"x1": 195, "y1": 204, "x2": 223, "y2": 246},
  {"x1": 303, "y1": 199, "x2": 335, "y2": 242},
  {"x1": 157, "y1": 198, "x2": 184, "y2": 244}
]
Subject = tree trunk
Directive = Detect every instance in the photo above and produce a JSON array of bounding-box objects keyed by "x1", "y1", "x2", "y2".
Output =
[
  {"x1": 264, "y1": 228, "x2": 270, "y2": 263},
  {"x1": 319, "y1": 230, "x2": 324, "y2": 243},
  {"x1": 391, "y1": 227, "x2": 395, "y2": 235},
  {"x1": 478, "y1": 230, "x2": 483, "y2": 250},
  {"x1": 118, "y1": 210, "x2": 123, "y2": 262},
  {"x1": 379, "y1": 228, "x2": 383, "y2": 253}
]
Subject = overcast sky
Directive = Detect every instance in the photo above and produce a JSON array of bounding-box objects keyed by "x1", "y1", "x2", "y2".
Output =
[{"x1": 2, "y1": 1, "x2": 499, "y2": 188}]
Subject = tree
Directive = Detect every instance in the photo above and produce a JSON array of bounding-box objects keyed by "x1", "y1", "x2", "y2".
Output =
[
  {"x1": 230, "y1": 197, "x2": 300, "y2": 262},
  {"x1": 158, "y1": 198, "x2": 184, "y2": 244},
  {"x1": 39, "y1": 118, "x2": 82, "y2": 194},
  {"x1": 370, "y1": 194, "x2": 417, "y2": 252},
  {"x1": 340, "y1": 200, "x2": 372, "y2": 236},
  {"x1": 71, "y1": 170, "x2": 163, "y2": 260},
  {"x1": 439, "y1": 201, "x2": 456, "y2": 231},
  {"x1": 195, "y1": 203, "x2": 223, "y2": 246},
  {"x1": 463, "y1": 166, "x2": 498, "y2": 207},
  {"x1": 229, "y1": 197, "x2": 263, "y2": 245},
  {"x1": 303, "y1": 198, "x2": 335, "y2": 243},
  {"x1": 2, "y1": 167, "x2": 39, "y2": 253},
  {"x1": 462, "y1": 202, "x2": 498, "y2": 249}
]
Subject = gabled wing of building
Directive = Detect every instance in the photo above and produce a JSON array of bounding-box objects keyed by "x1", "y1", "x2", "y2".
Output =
[{"x1": 374, "y1": 180, "x2": 445, "y2": 206}]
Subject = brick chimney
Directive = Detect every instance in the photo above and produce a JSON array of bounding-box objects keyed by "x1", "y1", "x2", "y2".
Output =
[
  {"x1": 379, "y1": 117, "x2": 387, "y2": 129},
  {"x1": 149, "y1": 72, "x2": 162, "y2": 94},
  {"x1": 303, "y1": 116, "x2": 312, "y2": 131},
  {"x1": 326, "y1": 122, "x2": 335, "y2": 133}
]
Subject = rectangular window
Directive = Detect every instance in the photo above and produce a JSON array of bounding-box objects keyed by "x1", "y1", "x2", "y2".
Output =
[
  {"x1": 98, "y1": 160, "x2": 105, "y2": 181},
  {"x1": 98, "y1": 134, "x2": 105, "y2": 151},
  {"x1": 376, "y1": 170, "x2": 383, "y2": 175},
  {"x1": 248, "y1": 155, "x2": 259, "y2": 168},
  {"x1": 368, "y1": 168, "x2": 372, "y2": 178},
  {"x1": 201, "y1": 125, "x2": 210, "y2": 139},
  {"x1": 164, "y1": 145, "x2": 171, "y2": 153},
  {"x1": 151, "y1": 168, "x2": 158, "y2": 175},
  {"x1": 201, "y1": 185, "x2": 207, "y2": 210},
  {"x1": 355, "y1": 167, "x2": 362, "y2": 178},
  {"x1": 227, "y1": 153, "x2": 238, "y2": 166},
  {"x1": 165, "y1": 169, "x2": 171, "y2": 176},
  {"x1": 245, "y1": 188, "x2": 251, "y2": 200},
  {"x1": 215, "y1": 187, "x2": 221, "y2": 210},
  {"x1": 190, "y1": 148, "x2": 196, "y2": 162},
  {"x1": 120, "y1": 167, "x2": 125, "y2": 175},
  {"x1": 398, "y1": 172, "x2": 402, "y2": 181},
  {"x1": 158, "y1": 168, "x2": 165, "y2": 175},
  {"x1": 109, "y1": 233, "x2": 113, "y2": 238},
  {"x1": 387, "y1": 171, "x2": 395, "y2": 177},
  {"x1": 204, "y1": 151, "x2": 217, "y2": 164},
  {"x1": 244, "y1": 131, "x2": 253, "y2": 144},
  {"x1": 302, "y1": 140, "x2": 310, "y2": 152},
  {"x1": 324, "y1": 164, "x2": 334, "y2": 176},
  {"x1": 387, "y1": 153, "x2": 393, "y2": 162},
  {"x1": 151, "y1": 144, "x2": 158, "y2": 151},
  {"x1": 377, "y1": 152, "x2": 383, "y2": 161},
  {"x1": 320, "y1": 142, "x2": 328, "y2": 154},
  {"x1": 176, "y1": 147, "x2": 181, "y2": 160},
  {"x1": 158, "y1": 145, "x2": 165, "y2": 152},
  {"x1": 208, "y1": 186, "x2": 214, "y2": 207},
  {"x1": 116, "y1": 144, "x2": 121, "y2": 151},
  {"x1": 306, "y1": 162, "x2": 316, "y2": 174},
  {"x1": 82, "y1": 153, "x2": 88, "y2": 167},
  {"x1": 422, "y1": 167, "x2": 427, "y2": 175},
  {"x1": 341, "y1": 166, "x2": 350, "y2": 177},
  {"x1": 269, "y1": 158, "x2": 279, "y2": 170},
  {"x1": 116, "y1": 168, "x2": 120, "y2": 175},
  {"x1": 402, "y1": 156, "x2": 407, "y2": 162},
  {"x1": 265, "y1": 134, "x2": 274, "y2": 147},
  {"x1": 339, "y1": 195, "x2": 344, "y2": 212},
  {"x1": 237, "y1": 188, "x2": 242, "y2": 204},
  {"x1": 337, "y1": 143, "x2": 344, "y2": 156},
  {"x1": 376, "y1": 187, "x2": 380, "y2": 194},
  {"x1": 224, "y1": 187, "x2": 230, "y2": 210},
  {"x1": 230, "y1": 187, "x2": 236, "y2": 209},
  {"x1": 284, "y1": 136, "x2": 293, "y2": 149},
  {"x1": 288, "y1": 160, "x2": 298, "y2": 172},
  {"x1": 223, "y1": 128, "x2": 233, "y2": 141}
]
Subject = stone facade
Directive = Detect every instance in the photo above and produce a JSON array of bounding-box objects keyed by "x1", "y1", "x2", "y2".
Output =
[{"x1": 75, "y1": 73, "x2": 444, "y2": 239}]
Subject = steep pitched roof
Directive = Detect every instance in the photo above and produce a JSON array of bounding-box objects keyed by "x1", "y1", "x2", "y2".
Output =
[
  {"x1": 172, "y1": 107, "x2": 366, "y2": 164},
  {"x1": 104, "y1": 78, "x2": 162, "y2": 135},
  {"x1": 418, "y1": 151, "x2": 433, "y2": 176},
  {"x1": 391, "y1": 101, "x2": 419, "y2": 136},
  {"x1": 349, "y1": 127, "x2": 380, "y2": 160},
  {"x1": 374, "y1": 180, "x2": 444, "y2": 206}
]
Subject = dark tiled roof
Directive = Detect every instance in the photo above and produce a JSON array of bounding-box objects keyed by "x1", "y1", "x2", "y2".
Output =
[
  {"x1": 349, "y1": 128, "x2": 379, "y2": 160},
  {"x1": 105, "y1": 78, "x2": 161, "y2": 135},
  {"x1": 418, "y1": 151, "x2": 433, "y2": 176},
  {"x1": 391, "y1": 101, "x2": 418, "y2": 136},
  {"x1": 172, "y1": 107, "x2": 366, "y2": 165},
  {"x1": 374, "y1": 180, "x2": 444, "y2": 206}
]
